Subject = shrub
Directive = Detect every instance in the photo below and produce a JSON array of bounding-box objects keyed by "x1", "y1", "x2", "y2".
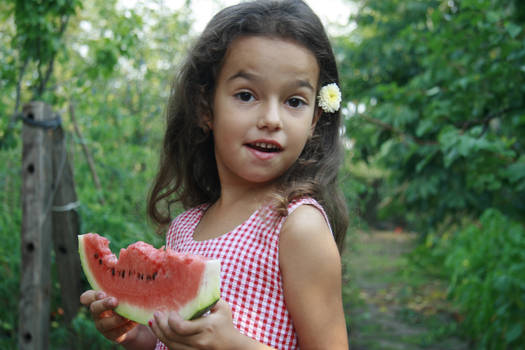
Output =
[{"x1": 444, "y1": 209, "x2": 525, "y2": 349}]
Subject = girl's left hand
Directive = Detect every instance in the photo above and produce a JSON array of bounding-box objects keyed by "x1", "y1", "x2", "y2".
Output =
[{"x1": 149, "y1": 299, "x2": 245, "y2": 350}]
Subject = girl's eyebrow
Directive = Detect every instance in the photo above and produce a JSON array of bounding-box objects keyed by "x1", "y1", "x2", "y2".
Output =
[
  {"x1": 227, "y1": 70, "x2": 315, "y2": 92},
  {"x1": 227, "y1": 70, "x2": 259, "y2": 82}
]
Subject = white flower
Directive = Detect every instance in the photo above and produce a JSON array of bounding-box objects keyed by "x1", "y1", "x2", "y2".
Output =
[{"x1": 318, "y1": 83, "x2": 342, "y2": 113}]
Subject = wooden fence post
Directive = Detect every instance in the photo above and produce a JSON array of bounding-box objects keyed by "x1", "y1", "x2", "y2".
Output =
[
  {"x1": 19, "y1": 102, "x2": 54, "y2": 350},
  {"x1": 18, "y1": 101, "x2": 83, "y2": 349},
  {"x1": 51, "y1": 124, "x2": 82, "y2": 325}
]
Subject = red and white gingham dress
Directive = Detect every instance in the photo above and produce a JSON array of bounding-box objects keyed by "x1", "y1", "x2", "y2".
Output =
[{"x1": 154, "y1": 197, "x2": 330, "y2": 350}]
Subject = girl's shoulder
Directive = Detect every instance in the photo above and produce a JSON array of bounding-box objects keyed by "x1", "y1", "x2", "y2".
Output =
[{"x1": 285, "y1": 197, "x2": 332, "y2": 233}]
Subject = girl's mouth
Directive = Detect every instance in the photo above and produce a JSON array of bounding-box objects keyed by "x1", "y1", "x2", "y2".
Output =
[{"x1": 246, "y1": 142, "x2": 283, "y2": 153}]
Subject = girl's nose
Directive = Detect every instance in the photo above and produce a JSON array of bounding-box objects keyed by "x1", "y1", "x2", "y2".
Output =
[{"x1": 257, "y1": 101, "x2": 282, "y2": 130}]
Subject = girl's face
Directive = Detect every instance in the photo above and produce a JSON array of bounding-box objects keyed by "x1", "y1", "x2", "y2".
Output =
[{"x1": 206, "y1": 36, "x2": 320, "y2": 189}]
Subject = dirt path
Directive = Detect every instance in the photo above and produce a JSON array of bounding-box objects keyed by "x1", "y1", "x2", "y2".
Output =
[{"x1": 342, "y1": 230, "x2": 470, "y2": 350}]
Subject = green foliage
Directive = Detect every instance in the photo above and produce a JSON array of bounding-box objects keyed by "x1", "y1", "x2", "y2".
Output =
[
  {"x1": 11, "y1": 0, "x2": 82, "y2": 98},
  {"x1": 336, "y1": 0, "x2": 525, "y2": 231},
  {"x1": 12, "y1": 0, "x2": 79, "y2": 61},
  {"x1": 435, "y1": 210, "x2": 525, "y2": 349},
  {"x1": 408, "y1": 209, "x2": 525, "y2": 349},
  {"x1": 0, "y1": 0, "x2": 192, "y2": 347},
  {"x1": 335, "y1": 0, "x2": 525, "y2": 347},
  {"x1": 0, "y1": 149, "x2": 21, "y2": 347}
]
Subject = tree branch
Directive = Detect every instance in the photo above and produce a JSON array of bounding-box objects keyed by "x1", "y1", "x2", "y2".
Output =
[
  {"x1": 14, "y1": 56, "x2": 29, "y2": 114},
  {"x1": 458, "y1": 106, "x2": 517, "y2": 134},
  {"x1": 35, "y1": 14, "x2": 71, "y2": 99},
  {"x1": 68, "y1": 102, "x2": 105, "y2": 205},
  {"x1": 357, "y1": 113, "x2": 438, "y2": 145}
]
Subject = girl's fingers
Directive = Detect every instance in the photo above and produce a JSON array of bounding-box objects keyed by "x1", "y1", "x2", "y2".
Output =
[
  {"x1": 150, "y1": 312, "x2": 197, "y2": 347},
  {"x1": 80, "y1": 289, "x2": 137, "y2": 343},
  {"x1": 79, "y1": 290, "x2": 98, "y2": 306},
  {"x1": 152, "y1": 311, "x2": 176, "y2": 339},
  {"x1": 96, "y1": 312, "x2": 131, "y2": 331},
  {"x1": 166, "y1": 312, "x2": 202, "y2": 336},
  {"x1": 89, "y1": 296, "x2": 118, "y2": 318},
  {"x1": 149, "y1": 314, "x2": 172, "y2": 344},
  {"x1": 103, "y1": 320, "x2": 137, "y2": 342}
]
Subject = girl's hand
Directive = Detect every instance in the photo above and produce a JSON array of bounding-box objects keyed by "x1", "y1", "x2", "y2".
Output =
[
  {"x1": 149, "y1": 299, "x2": 257, "y2": 350},
  {"x1": 80, "y1": 290, "x2": 138, "y2": 345}
]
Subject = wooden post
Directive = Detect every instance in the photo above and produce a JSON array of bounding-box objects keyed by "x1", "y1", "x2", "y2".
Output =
[
  {"x1": 51, "y1": 125, "x2": 82, "y2": 324},
  {"x1": 19, "y1": 102, "x2": 54, "y2": 350}
]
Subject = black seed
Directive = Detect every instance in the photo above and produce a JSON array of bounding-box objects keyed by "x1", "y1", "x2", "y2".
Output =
[
  {"x1": 111, "y1": 268, "x2": 115, "y2": 276},
  {"x1": 99, "y1": 259, "x2": 102, "y2": 265},
  {"x1": 152, "y1": 272, "x2": 157, "y2": 280},
  {"x1": 94, "y1": 253, "x2": 99, "y2": 259}
]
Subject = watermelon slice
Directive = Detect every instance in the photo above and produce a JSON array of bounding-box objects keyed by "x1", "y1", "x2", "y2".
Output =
[{"x1": 78, "y1": 233, "x2": 220, "y2": 325}]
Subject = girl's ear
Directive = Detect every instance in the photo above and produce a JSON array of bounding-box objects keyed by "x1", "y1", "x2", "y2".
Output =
[{"x1": 199, "y1": 113, "x2": 213, "y2": 132}]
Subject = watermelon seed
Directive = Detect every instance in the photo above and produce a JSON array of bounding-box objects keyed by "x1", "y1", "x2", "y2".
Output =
[
  {"x1": 152, "y1": 272, "x2": 157, "y2": 280},
  {"x1": 99, "y1": 259, "x2": 102, "y2": 265},
  {"x1": 94, "y1": 253, "x2": 99, "y2": 259},
  {"x1": 111, "y1": 268, "x2": 115, "y2": 276}
]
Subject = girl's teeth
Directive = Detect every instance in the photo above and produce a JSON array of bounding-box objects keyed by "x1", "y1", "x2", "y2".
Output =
[{"x1": 255, "y1": 142, "x2": 278, "y2": 150}]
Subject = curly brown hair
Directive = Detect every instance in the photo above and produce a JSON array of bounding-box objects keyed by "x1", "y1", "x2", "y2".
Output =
[{"x1": 147, "y1": 0, "x2": 348, "y2": 250}]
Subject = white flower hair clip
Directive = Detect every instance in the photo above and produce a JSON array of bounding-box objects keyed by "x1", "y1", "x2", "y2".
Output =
[{"x1": 318, "y1": 83, "x2": 342, "y2": 113}]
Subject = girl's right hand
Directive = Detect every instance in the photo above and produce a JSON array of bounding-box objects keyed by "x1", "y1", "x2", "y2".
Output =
[{"x1": 80, "y1": 290, "x2": 138, "y2": 344}]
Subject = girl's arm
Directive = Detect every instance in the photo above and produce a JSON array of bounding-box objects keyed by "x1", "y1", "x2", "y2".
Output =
[{"x1": 279, "y1": 204, "x2": 349, "y2": 350}]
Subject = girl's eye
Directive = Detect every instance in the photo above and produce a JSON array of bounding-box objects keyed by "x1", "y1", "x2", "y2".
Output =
[
  {"x1": 287, "y1": 97, "x2": 306, "y2": 108},
  {"x1": 235, "y1": 92, "x2": 254, "y2": 102}
]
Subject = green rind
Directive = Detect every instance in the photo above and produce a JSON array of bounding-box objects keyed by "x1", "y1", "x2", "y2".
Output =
[
  {"x1": 78, "y1": 234, "x2": 102, "y2": 291},
  {"x1": 189, "y1": 298, "x2": 219, "y2": 320},
  {"x1": 114, "y1": 292, "x2": 220, "y2": 325},
  {"x1": 78, "y1": 234, "x2": 221, "y2": 325}
]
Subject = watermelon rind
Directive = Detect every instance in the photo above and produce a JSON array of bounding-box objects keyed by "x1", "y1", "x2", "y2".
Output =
[{"x1": 78, "y1": 234, "x2": 221, "y2": 325}]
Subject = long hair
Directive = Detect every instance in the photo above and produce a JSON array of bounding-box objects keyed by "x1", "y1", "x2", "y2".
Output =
[{"x1": 147, "y1": 0, "x2": 349, "y2": 250}]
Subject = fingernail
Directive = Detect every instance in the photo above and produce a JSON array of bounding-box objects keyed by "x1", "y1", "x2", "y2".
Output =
[{"x1": 154, "y1": 311, "x2": 161, "y2": 318}]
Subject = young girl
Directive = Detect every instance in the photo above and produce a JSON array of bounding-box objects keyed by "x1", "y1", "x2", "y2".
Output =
[{"x1": 80, "y1": 0, "x2": 349, "y2": 349}]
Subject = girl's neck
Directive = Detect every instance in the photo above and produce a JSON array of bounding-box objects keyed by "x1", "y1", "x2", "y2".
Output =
[
  {"x1": 193, "y1": 183, "x2": 277, "y2": 242},
  {"x1": 214, "y1": 182, "x2": 276, "y2": 212}
]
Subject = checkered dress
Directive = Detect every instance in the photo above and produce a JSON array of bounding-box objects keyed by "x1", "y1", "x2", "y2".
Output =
[{"x1": 154, "y1": 197, "x2": 330, "y2": 350}]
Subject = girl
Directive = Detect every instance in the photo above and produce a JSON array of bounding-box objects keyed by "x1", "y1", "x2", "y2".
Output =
[{"x1": 80, "y1": 0, "x2": 349, "y2": 349}]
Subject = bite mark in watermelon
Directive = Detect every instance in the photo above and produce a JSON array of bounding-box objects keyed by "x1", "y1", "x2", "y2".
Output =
[{"x1": 78, "y1": 233, "x2": 221, "y2": 325}]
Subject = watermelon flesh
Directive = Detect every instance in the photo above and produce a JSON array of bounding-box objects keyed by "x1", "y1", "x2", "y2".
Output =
[{"x1": 78, "y1": 233, "x2": 220, "y2": 325}]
